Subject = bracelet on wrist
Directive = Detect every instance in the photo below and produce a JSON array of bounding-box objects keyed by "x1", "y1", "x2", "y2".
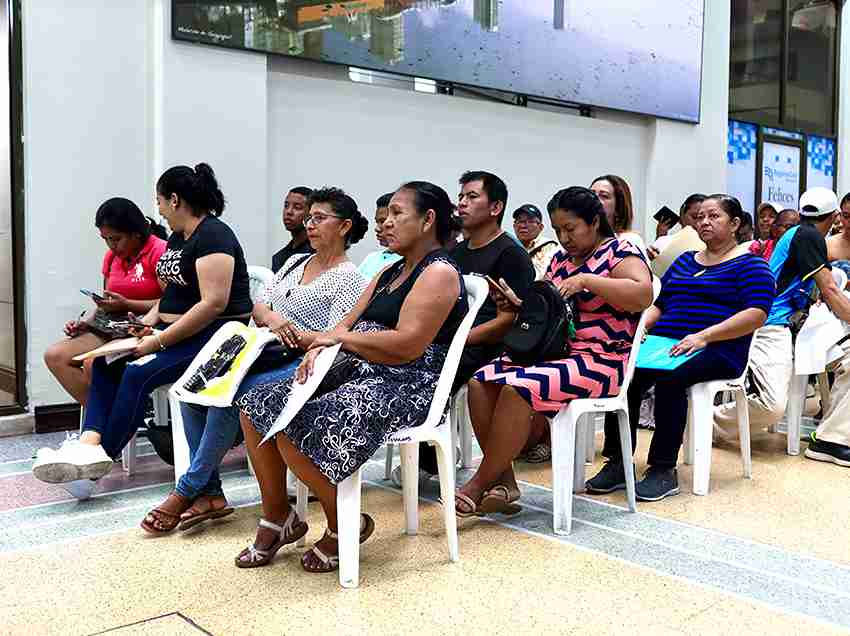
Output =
[{"x1": 155, "y1": 333, "x2": 166, "y2": 351}]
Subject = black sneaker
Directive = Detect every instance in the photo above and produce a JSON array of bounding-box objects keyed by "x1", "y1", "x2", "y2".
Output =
[
  {"x1": 635, "y1": 466, "x2": 679, "y2": 502},
  {"x1": 805, "y1": 433, "x2": 850, "y2": 467},
  {"x1": 586, "y1": 460, "x2": 627, "y2": 494}
]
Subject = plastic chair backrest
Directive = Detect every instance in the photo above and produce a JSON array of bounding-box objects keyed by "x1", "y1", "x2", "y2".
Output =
[
  {"x1": 422, "y1": 275, "x2": 488, "y2": 428},
  {"x1": 247, "y1": 265, "x2": 274, "y2": 304},
  {"x1": 618, "y1": 276, "x2": 663, "y2": 397},
  {"x1": 832, "y1": 267, "x2": 848, "y2": 292}
]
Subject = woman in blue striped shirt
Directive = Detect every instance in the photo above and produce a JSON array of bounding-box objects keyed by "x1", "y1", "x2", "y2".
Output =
[{"x1": 587, "y1": 194, "x2": 776, "y2": 501}]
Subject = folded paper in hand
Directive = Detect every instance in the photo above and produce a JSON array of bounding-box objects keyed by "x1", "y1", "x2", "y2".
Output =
[
  {"x1": 636, "y1": 335, "x2": 701, "y2": 371},
  {"x1": 260, "y1": 343, "x2": 343, "y2": 445}
]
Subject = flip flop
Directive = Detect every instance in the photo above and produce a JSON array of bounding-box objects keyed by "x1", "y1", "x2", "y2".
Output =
[
  {"x1": 479, "y1": 485, "x2": 522, "y2": 516},
  {"x1": 178, "y1": 496, "x2": 235, "y2": 531}
]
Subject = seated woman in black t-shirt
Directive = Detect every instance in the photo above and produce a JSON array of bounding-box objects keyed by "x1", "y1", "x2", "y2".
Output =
[
  {"x1": 33, "y1": 164, "x2": 253, "y2": 507},
  {"x1": 234, "y1": 181, "x2": 468, "y2": 573}
]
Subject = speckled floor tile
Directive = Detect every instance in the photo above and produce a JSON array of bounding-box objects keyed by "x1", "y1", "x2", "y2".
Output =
[
  {"x1": 0, "y1": 487, "x2": 844, "y2": 636},
  {"x1": 514, "y1": 429, "x2": 850, "y2": 566}
]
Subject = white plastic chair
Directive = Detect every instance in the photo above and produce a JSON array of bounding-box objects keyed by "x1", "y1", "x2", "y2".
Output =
[
  {"x1": 169, "y1": 266, "x2": 275, "y2": 483},
  {"x1": 814, "y1": 268, "x2": 849, "y2": 415},
  {"x1": 549, "y1": 276, "x2": 661, "y2": 536},
  {"x1": 297, "y1": 275, "x2": 488, "y2": 588},
  {"x1": 682, "y1": 339, "x2": 757, "y2": 496}
]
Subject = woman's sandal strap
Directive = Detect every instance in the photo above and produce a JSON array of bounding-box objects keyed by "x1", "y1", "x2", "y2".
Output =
[{"x1": 258, "y1": 518, "x2": 285, "y2": 534}]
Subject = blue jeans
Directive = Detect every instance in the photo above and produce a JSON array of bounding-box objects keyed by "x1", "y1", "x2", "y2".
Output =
[
  {"x1": 83, "y1": 321, "x2": 230, "y2": 459},
  {"x1": 175, "y1": 358, "x2": 302, "y2": 499}
]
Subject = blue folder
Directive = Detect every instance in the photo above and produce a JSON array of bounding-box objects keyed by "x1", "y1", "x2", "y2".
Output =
[{"x1": 636, "y1": 335, "x2": 701, "y2": 371}]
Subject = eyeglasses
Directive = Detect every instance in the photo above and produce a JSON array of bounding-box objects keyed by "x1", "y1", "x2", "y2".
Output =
[{"x1": 303, "y1": 213, "x2": 343, "y2": 227}]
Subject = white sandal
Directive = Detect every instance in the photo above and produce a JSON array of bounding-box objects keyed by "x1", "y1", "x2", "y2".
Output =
[
  {"x1": 234, "y1": 510, "x2": 308, "y2": 569},
  {"x1": 301, "y1": 514, "x2": 375, "y2": 574}
]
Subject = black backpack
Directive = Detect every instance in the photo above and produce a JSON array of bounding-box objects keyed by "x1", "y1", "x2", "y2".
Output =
[{"x1": 503, "y1": 280, "x2": 576, "y2": 365}]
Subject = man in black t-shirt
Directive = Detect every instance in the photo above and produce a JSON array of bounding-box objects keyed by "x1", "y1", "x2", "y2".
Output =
[
  {"x1": 409, "y1": 171, "x2": 534, "y2": 480},
  {"x1": 271, "y1": 186, "x2": 314, "y2": 273}
]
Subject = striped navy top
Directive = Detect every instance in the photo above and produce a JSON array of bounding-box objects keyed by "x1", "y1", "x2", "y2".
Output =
[{"x1": 652, "y1": 251, "x2": 775, "y2": 372}]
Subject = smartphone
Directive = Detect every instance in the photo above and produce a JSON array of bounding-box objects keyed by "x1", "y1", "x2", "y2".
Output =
[
  {"x1": 653, "y1": 206, "x2": 679, "y2": 226},
  {"x1": 80, "y1": 289, "x2": 105, "y2": 302},
  {"x1": 484, "y1": 275, "x2": 521, "y2": 306}
]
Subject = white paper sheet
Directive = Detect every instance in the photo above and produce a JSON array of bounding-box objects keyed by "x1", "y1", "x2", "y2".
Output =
[{"x1": 260, "y1": 343, "x2": 343, "y2": 445}]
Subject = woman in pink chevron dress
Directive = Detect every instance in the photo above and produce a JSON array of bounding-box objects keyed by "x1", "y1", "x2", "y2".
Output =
[{"x1": 456, "y1": 186, "x2": 653, "y2": 517}]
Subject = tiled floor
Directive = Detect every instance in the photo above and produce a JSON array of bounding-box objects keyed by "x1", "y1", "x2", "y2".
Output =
[{"x1": 1, "y1": 429, "x2": 849, "y2": 635}]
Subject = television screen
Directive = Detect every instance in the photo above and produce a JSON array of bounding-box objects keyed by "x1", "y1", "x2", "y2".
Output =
[{"x1": 173, "y1": 1, "x2": 705, "y2": 122}]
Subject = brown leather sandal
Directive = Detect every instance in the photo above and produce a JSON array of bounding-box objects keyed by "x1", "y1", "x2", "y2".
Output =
[
  {"x1": 479, "y1": 485, "x2": 522, "y2": 516},
  {"x1": 178, "y1": 495, "x2": 234, "y2": 531},
  {"x1": 141, "y1": 493, "x2": 192, "y2": 535}
]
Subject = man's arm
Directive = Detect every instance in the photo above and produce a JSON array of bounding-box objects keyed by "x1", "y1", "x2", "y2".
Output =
[{"x1": 814, "y1": 268, "x2": 850, "y2": 322}]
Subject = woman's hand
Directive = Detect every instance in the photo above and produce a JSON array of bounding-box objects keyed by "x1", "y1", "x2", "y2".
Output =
[
  {"x1": 655, "y1": 218, "x2": 675, "y2": 239},
  {"x1": 670, "y1": 333, "x2": 708, "y2": 357},
  {"x1": 646, "y1": 246, "x2": 660, "y2": 261},
  {"x1": 96, "y1": 291, "x2": 129, "y2": 313},
  {"x1": 264, "y1": 312, "x2": 302, "y2": 349},
  {"x1": 295, "y1": 346, "x2": 326, "y2": 384},
  {"x1": 133, "y1": 335, "x2": 160, "y2": 357},
  {"x1": 64, "y1": 320, "x2": 87, "y2": 338},
  {"x1": 555, "y1": 273, "x2": 586, "y2": 299}
]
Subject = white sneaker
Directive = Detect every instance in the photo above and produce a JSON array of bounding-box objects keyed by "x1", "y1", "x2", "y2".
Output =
[
  {"x1": 32, "y1": 434, "x2": 114, "y2": 484},
  {"x1": 390, "y1": 465, "x2": 434, "y2": 489}
]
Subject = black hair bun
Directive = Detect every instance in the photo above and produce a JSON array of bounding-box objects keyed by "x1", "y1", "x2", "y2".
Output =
[{"x1": 348, "y1": 211, "x2": 369, "y2": 246}]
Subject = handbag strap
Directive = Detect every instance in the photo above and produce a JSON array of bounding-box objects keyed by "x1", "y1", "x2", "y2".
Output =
[{"x1": 280, "y1": 253, "x2": 313, "y2": 281}]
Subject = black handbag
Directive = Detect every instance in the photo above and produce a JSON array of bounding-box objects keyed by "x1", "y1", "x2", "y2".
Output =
[{"x1": 503, "y1": 280, "x2": 577, "y2": 366}]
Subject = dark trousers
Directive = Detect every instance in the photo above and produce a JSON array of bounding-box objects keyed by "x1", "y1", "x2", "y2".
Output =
[
  {"x1": 420, "y1": 343, "x2": 504, "y2": 475},
  {"x1": 82, "y1": 321, "x2": 226, "y2": 458},
  {"x1": 601, "y1": 349, "x2": 741, "y2": 469}
]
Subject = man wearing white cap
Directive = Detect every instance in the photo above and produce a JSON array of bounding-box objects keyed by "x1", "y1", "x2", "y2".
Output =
[{"x1": 716, "y1": 187, "x2": 850, "y2": 436}]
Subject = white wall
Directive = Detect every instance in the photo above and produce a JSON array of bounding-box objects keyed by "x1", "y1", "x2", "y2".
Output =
[
  {"x1": 19, "y1": 0, "x2": 730, "y2": 409},
  {"x1": 22, "y1": 1, "x2": 150, "y2": 407},
  {"x1": 266, "y1": 61, "x2": 649, "y2": 265}
]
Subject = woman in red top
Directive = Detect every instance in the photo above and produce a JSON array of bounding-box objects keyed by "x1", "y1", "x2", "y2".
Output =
[{"x1": 44, "y1": 198, "x2": 167, "y2": 405}]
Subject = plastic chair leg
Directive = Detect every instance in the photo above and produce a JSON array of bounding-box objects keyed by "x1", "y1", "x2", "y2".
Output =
[
  {"x1": 690, "y1": 385, "x2": 714, "y2": 496},
  {"x1": 550, "y1": 411, "x2": 577, "y2": 535},
  {"x1": 786, "y1": 374, "x2": 806, "y2": 456},
  {"x1": 122, "y1": 435, "x2": 136, "y2": 475},
  {"x1": 433, "y1": 435, "x2": 459, "y2": 562},
  {"x1": 400, "y1": 442, "x2": 420, "y2": 535},
  {"x1": 294, "y1": 477, "x2": 309, "y2": 548},
  {"x1": 617, "y1": 410, "x2": 637, "y2": 513},
  {"x1": 456, "y1": 388, "x2": 474, "y2": 469},
  {"x1": 684, "y1": 399, "x2": 696, "y2": 466},
  {"x1": 79, "y1": 406, "x2": 85, "y2": 432},
  {"x1": 336, "y1": 469, "x2": 363, "y2": 588},
  {"x1": 247, "y1": 455, "x2": 255, "y2": 476},
  {"x1": 152, "y1": 388, "x2": 169, "y2": 428},
  {"x1": 585, "y1": 415, "x2": 597, "y2": 464},
  {"x1": 384, "y1": 443, "x2": 394, "y2": 480},
  {"x1": 817, "y1": 372, "x2": 831, "y2": 416},
  {"x1": 573, "y1": 417, "x2": 586, "y2": 494},
  {"x1": 170, "y1": 392, "x2": 191, "y2": 485},
  {"x1": 735, "y1": 389, "x2": 752, "y2": 479}
]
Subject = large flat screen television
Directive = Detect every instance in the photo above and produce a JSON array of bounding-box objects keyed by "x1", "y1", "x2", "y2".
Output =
[{"x1": 173, "y1": 1, "x2": 705, "y2": 123}]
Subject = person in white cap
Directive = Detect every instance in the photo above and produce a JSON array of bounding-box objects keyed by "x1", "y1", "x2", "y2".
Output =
[
  {"x1": 755, "y1": 201, "x2": 781, "y2": 241},
  {"x1": 716, "y1": 187, "x2": 850, "y2": 437}
]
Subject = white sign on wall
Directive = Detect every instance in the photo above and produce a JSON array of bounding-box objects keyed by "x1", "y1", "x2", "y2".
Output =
[{"x1": 761, "y1": 141, "x2": 801, "y2": 209}]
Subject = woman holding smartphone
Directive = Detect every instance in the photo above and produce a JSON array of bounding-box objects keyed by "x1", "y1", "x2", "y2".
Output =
[
  {"x1": 44, "y1": 198, "x2": 167, "y2": 406},
  {"x1": 34, "y1": 165, "x2": 253, "y2": 515}
]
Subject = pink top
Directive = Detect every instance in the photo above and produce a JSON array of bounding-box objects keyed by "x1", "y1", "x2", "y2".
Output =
[
  {"x1": 101, "y1": 234, "x2": 167, "y2": 300},
  {"x1": 749, "y1": 239, "x2": 775, "y2": 261}
]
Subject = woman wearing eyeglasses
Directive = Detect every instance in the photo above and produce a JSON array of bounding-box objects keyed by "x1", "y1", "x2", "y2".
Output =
[{"x1": 139, "y1": 187, "x2": 370, "y2": 533}]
